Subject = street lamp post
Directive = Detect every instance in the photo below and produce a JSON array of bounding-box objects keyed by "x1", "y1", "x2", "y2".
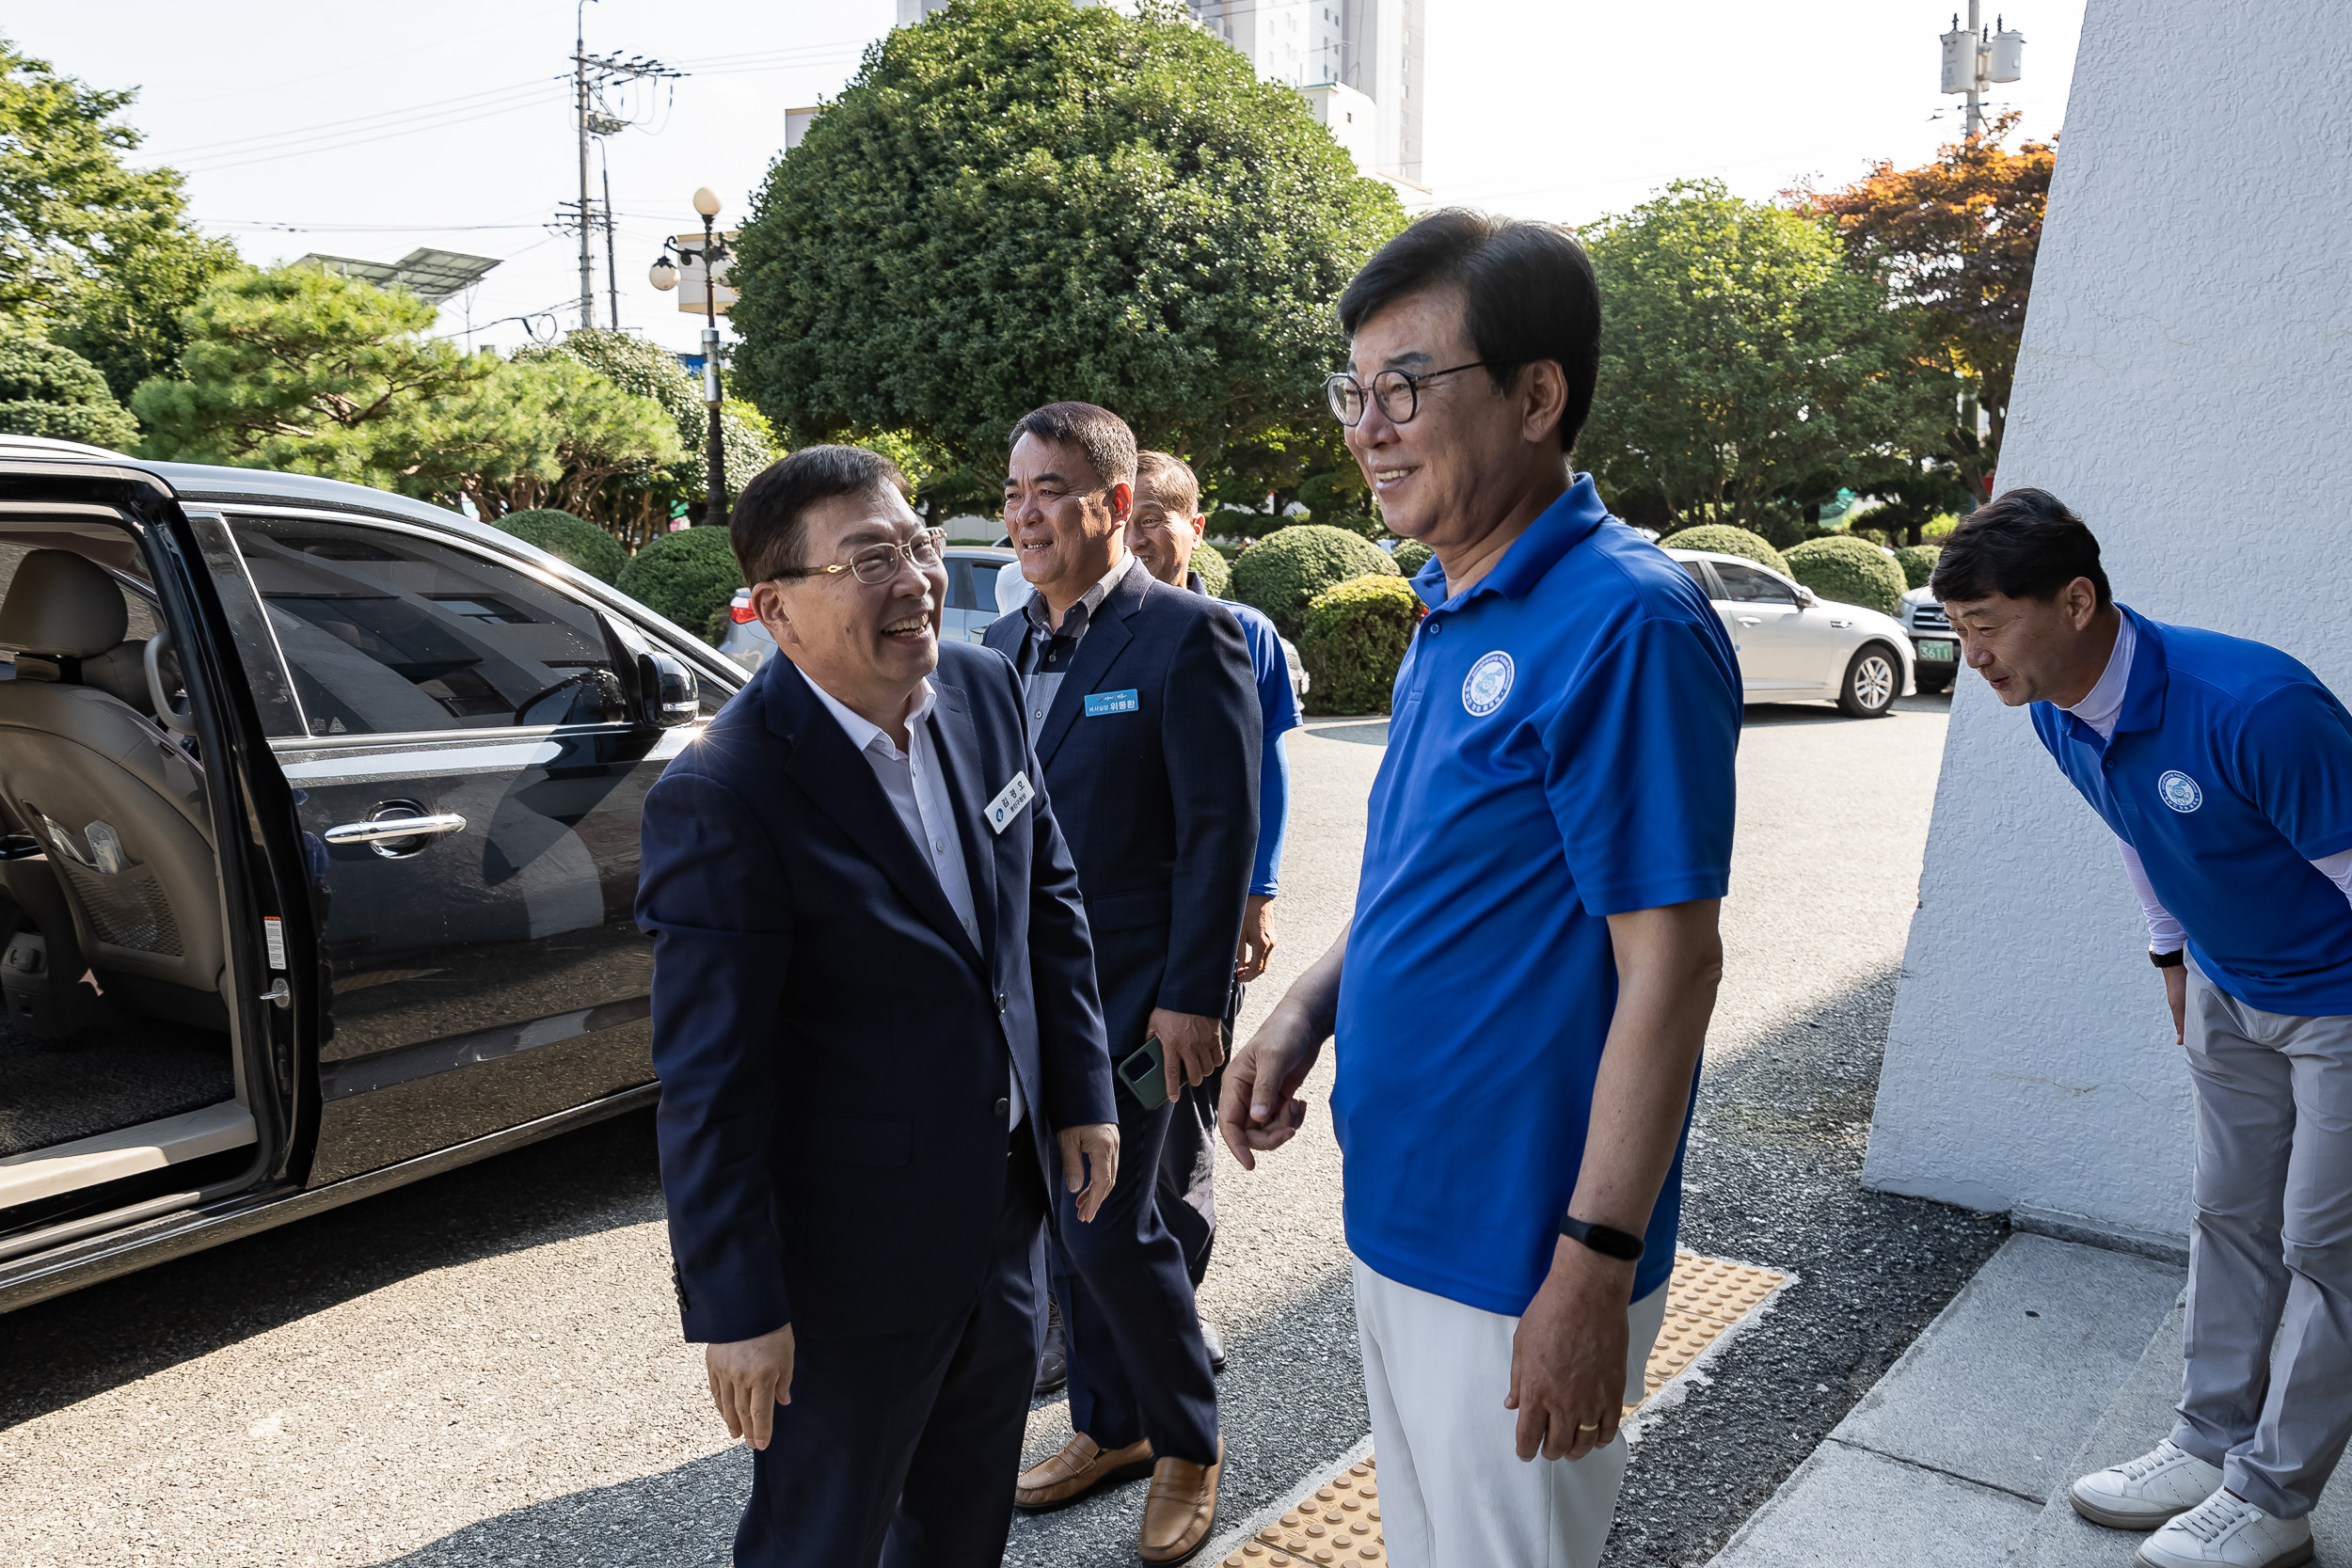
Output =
[{"x1": 648, "y1": 186, "x2": 731, "y2": 530}]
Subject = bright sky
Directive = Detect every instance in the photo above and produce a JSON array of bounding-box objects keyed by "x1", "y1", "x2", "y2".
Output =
[{"x1": 16, "y1": 0, "x2": 2084, "y2": 361}]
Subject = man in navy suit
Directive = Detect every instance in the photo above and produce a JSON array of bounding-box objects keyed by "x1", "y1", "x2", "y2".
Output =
[
  {"x1": 637, "y1": 444, "x2": 1120, "y2": 1568},
  {"x1": 983, "y1": 403, "x2": 1259, "y2": 1564}
]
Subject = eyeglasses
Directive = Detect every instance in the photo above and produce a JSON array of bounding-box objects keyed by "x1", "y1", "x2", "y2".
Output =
[
  {"x1": 1327, "y1": 359, "x2": 1486, "y2": 425},
  {"x1": 774, "y1": 528, "x2": 947, "y2": 586},
  {"x1": 1324, "y1": 361, "x2": 1490, "y2": 427}
]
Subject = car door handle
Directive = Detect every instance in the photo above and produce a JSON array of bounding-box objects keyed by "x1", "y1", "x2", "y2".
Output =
[
  {"x1": 1736, "y1": 616, "x2": 1763, "y2": 626},
  {"x1": 323, "y1": 813, "x2": 469, "y2": 845}
]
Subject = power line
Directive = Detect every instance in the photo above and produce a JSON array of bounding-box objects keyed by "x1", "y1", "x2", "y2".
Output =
[
  {"x1": 173, "y1": 91, "x2": 566, "y2": 175},
  {"x1": 151, "y1": 76, "x2": 556, "y2": 160}
]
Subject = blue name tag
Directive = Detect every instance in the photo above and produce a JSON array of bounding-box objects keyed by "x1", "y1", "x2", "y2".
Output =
[{"x1": 1084, "y1": 689, "x2": 1140, "y2": 717}]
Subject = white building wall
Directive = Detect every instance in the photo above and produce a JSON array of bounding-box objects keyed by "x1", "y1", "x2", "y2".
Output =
[{"x1": 1864, "y1": 0, "x2": 2352, "y2": 1243}]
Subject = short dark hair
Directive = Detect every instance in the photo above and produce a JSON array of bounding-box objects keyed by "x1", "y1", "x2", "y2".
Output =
[
  {"x1": 1929, "y1": 487, "x2": 2112, "y2": 609},
  {"x1": 1009, "y1": 401, "x2": 1137, "y2": 490},
  {"x1": 1133, "y1": 451, "x2": 1200, "y2": 517},
  {"x1": 730, "y1": 444, "x2": 909, "y2": 587},
  {"x1": 1337, "y1": 209, "x2": 1602, "y2": 453}
]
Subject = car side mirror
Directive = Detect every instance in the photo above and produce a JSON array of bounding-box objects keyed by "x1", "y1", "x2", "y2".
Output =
[
  {"x1": 1792, "y1": 585, "x2": 1818, "y2": 607},
  {"x1": 636, "y1": 651, "x2": 699, "y2": 728}
]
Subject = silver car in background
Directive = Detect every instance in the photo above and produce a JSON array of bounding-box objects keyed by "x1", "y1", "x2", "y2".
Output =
[
  {"x1": 717, "y1": 545, "x2": 1018, "y2": 670},
  {"x1": 1667, "y1": 548, "x2": 1915, "y2": 718}
]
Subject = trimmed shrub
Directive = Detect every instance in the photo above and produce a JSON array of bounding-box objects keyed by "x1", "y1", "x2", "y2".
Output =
[
  {"x1": 1299, "y1": 573, "x2": 1422, "y2": 716},
  {"x1": 496, "y1": 507, "x2": 627, "y2": 585},
  {"x1": 1893, "y1": 543, "x2": 1942, "y2": 591},
  {"x1": 1388, "y1": 537, "x2": 1435, "y2": 578},
  {"x1": 1231, "y1": 523, "x2": 1398, "y2": 639},
  {"x1": 1187, "y1": 539, "x2": 1231, "y2": 597},
  {"x1": 1786, "y1": 534, "x2": 1906, "y2": 614},
  {"x1": 617, "y1": 525, "x2": 743, "y2": 642},
  {"x1": 1657, "y1": 524, "x2": 1788, "y2": 578},
  {"x1": 0, "y1": 326, "x2": 139, "y2": 451}
]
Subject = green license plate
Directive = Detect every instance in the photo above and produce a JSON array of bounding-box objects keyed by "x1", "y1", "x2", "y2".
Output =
[{"x1": 1917, "y1": 639, "x2": 1955, "y2": 661}]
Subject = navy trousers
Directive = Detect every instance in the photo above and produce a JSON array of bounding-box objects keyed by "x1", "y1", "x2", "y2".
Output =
[
  {"x1": 1050, "y1": 1082, "x2": 1220, "y2": 1465},
  {"x1": 1156, "y1": 1067, "x2": 1222, "y2": 1287},
  {"x1": 736, "y1": 1140, "x2": 1047, "y2": 1568}
]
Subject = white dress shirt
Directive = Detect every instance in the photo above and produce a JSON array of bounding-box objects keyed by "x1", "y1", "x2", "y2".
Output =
[
  {"x1": 804, "y1": 673, "x2": 1025, "y2": 1131},
  {"x1": 2062, "y1": 612, "x2": 2352, "y2": 953}
]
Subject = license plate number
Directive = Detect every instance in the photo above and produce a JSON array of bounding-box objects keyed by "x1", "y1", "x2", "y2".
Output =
[{"x1": 1917, "y1": 640, "x2": 1955, "y2": 661}]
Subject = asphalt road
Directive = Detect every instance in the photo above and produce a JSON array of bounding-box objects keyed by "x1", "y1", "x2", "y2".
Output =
[{"x1": 0, "y1": 692, "x2": 1974, "y2": 1568}]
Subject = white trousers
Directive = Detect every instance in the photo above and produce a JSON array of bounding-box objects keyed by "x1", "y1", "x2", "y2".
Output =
[{"x1": 1353, "y1": 1257, "x2": 1669, "y2": 1568}]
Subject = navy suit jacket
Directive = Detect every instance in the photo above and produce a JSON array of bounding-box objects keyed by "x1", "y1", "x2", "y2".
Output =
[
  {"x1": 982, "y1": 562, "x2": 1259, "y2": 1067},
  {"x1": 636, "y1": 640, "x2": 1115, "y2": 1344}
]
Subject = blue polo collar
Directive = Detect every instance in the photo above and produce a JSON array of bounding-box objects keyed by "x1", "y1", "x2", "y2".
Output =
[
  {"x1": 2113, "y1": 606, "x2": 2168, "y2": 735},
  {"x1": 1408, "y1": 474, "x2": 1611, "y2": 611},
  {"x1": 2059, "y1": 604, "x2": 2168, "y2": 751}
]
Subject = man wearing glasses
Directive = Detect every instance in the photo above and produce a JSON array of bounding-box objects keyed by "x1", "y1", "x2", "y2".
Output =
[
  {"x1": 636, "y1": 445, "x2": 1120, "y2": 1568},
  {"x1": 984, "y1": 403, "x2": 1259, "y2": 1564},
  {"x1": 1221, "y1": 212, "x2": 1742, "y2": 1568}
]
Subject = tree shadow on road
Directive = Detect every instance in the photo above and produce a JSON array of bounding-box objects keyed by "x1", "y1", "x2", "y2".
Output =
[{"x1": 0, "y1": 1110, "x2": 665, "y2": 1430}]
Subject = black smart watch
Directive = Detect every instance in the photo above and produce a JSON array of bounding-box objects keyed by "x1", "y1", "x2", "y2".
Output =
[
  {"x1": 1559, "y1": 1213, "x2": 1645, "y2": 1262},
  {"x1": 2150, "y1": 947, "x2": 2185, "y2": 969}
]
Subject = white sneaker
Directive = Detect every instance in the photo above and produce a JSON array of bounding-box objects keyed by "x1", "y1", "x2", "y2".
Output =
[
  {"x1": 2071, "y1": 1441, "x2": 2226, "y2": 1529},
  {"x1": 2135, "y1": 1490, "x2": 2314, "y2": 1568}
]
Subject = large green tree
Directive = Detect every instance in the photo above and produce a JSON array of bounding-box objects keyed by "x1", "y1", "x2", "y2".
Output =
[
  {"x1": 1579, "y1": 181, "x2": 1947, "y2": 545},
  {"x1": 1795, "y1": 113, "x2": 2054, "y2": 504},
  {"x1": 730, "y1": 0, "x2": 1402, "y2": 497},
  {"x1": 134, "y1": 263, "x2": 678, "y2": 519},
  {"x1": 0, "y1": 36, "x2": 239, "y2": 403},
  {"x1": 0, "y1": 322, "x2": 137, "y2": 449}
]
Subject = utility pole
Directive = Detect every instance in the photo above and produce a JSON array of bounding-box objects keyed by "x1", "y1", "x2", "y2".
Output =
[
  {"x1": 602, "y1": 158, "x2": 620, "y2": 331},
  {"x1": 575, "y1": 0, "x2": 594, "y2": 329},
  {"x1": 1940, "y1": 5, "x2": 2024, "y2": 143},
  {"x1": 568, "y1": 4, "x2": 681, "y2": 331}
]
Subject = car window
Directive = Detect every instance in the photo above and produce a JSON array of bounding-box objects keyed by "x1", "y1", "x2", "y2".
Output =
[
  {"x1": 945, "y1": 559, "x2": 973, "y2": 612},
  {"x1": 964, "y1": 559, "x2": 998, "y2": 612},
  {"x1": 1678, "y1": 561, "x2": 1714, "y2": 595},
  {"x1": 230, "y1": 515, "x2": 628, "y2": 737},
  {"x1": 1711, "y1": 562, "x2": 1799, "y2": 606}
]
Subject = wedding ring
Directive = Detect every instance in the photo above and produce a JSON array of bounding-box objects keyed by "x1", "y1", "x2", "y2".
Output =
[{"x1": 1576, "y1": 1422, "x2": 1601, "y2": 1432}]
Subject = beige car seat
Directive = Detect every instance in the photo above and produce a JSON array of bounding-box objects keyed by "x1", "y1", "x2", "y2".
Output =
[{"x1": 0, "y1": 550, "x2": 222, "y2": 997}]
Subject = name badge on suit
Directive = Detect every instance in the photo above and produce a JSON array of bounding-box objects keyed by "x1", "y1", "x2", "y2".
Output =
[
  {"x1": 985, "y1": 771, "x2": 1035, "y2": 835},
  {"x1": 1084, "y1": 689, "x2": 1140, "y2": 717}
]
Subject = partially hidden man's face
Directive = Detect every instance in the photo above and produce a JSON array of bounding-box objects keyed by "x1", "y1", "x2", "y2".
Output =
[
  {"x1": 1943, "y1": 578, "x2": 2104, "y2": 706},
  {"x1": 1342, "y1": 284, "x2": 1528, "y2": 546},
  {"x1": 1003, "y1": 434, "x2": 1131, "y2": 598},
  {"x1": 755, "y1": 486, "x2": 945, "y2": 698},
  {"x1": 1124, "y1": 489, "x2": 1206, "y2": 588}
]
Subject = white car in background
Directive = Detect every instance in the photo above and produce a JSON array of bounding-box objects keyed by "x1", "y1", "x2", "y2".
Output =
[{"x1": 1666, "y1": 548, "x2": 1914, "y2": 718}]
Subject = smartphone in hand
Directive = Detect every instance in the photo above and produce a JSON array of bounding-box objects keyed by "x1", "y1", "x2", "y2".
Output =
[{"x1": 1115, "y1": 1035, "x2": 1169, "y2": 1111}]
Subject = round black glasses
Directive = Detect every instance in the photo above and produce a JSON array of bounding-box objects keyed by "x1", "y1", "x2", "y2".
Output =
[{"x1": 1323, "y1": 361, "x2": 1491, "y2": 427}]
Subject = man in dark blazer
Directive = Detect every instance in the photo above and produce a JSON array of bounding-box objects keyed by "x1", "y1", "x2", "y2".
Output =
[
  {"x1": 984, "y1": 403, "x2": 1259, "y2": 1564},
  {"x1": 637, "y1": 445, "x2": 1120, "y2": 1568}
]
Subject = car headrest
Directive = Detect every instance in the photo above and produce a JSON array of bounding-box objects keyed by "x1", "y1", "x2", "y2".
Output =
[
  {"x1": 0, "y1": 550, "x2": 128, "y2": 657},
  {"x1": 82, "y1": 640, "x2": 154, "y2": 716}
]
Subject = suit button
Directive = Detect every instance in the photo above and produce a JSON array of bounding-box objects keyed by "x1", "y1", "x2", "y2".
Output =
[
  {"x1": 994, "y1": 1097, "x2": 1009, "y2": 1118},
  {"x1": 995, "y1": 991, "x2": 1008, "y2": 1012}
]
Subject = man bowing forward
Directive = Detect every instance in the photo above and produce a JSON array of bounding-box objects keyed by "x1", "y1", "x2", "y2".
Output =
[{"x1": 637, "y1": 445, "x2": 1120, "y2": 1568}]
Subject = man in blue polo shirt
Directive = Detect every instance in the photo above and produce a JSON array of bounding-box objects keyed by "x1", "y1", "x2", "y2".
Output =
[
  {"x1": 1124, "y1": 450, "x2": 1304, "y2": 1344},
  {"x1": 1219, "y1": 211, "x2": 1741, "y2": 1568},
  {"x1": 1936, "y1": 489, "x2": 2352, "y2": 1568}
]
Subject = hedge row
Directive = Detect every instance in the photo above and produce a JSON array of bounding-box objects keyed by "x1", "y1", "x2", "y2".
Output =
[
  {"x1": 1658, "y1": 524, "x2": 1788, "y2": 578},
  {"x1": 1298, "y1": 573, "x2": 1422, "y2": 715},
  {"x1": 1230, "y1": 524, "x2": 1398, "y2": 638},
  {"x1": 1188, "y1": 538, "x2": 1232, "y2": 597},
  {"x1": 1785, "y1": 535, "x2": 1906, "y2": 614},
  {"x1": 496, "y1": 508, "x2": 628, "y2": 585},
  {"x1": 1893, "y1": 543, "x2": 1941, "y2": 591}
]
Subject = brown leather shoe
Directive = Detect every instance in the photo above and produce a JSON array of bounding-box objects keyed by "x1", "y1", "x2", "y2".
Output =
[
  {"x1": 1136, "y1": 1438, "x2": 1222, "y2": 1563},
  {"x1": 1014, "y1": 1433, "x2": 1154, "y2": 1513}
]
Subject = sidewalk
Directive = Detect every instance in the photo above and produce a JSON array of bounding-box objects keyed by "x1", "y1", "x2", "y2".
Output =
[{"x1": 1707, "y1": 1231, "x2": 2352, "y2": 1567}]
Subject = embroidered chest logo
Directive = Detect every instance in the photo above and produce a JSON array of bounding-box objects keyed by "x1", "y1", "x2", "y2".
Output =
[
  {"x1": 1462, "y1": 651, "x2": 1515, "y2": 717},
  {"x1": 2158, "y1": 770, "x2": 2203, "y2": 814}
]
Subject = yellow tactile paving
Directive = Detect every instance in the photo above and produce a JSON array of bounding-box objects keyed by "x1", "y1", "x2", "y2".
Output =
[{"x1": 1217, "y1": 1252, "x2": 1788, "y2": 1568}]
